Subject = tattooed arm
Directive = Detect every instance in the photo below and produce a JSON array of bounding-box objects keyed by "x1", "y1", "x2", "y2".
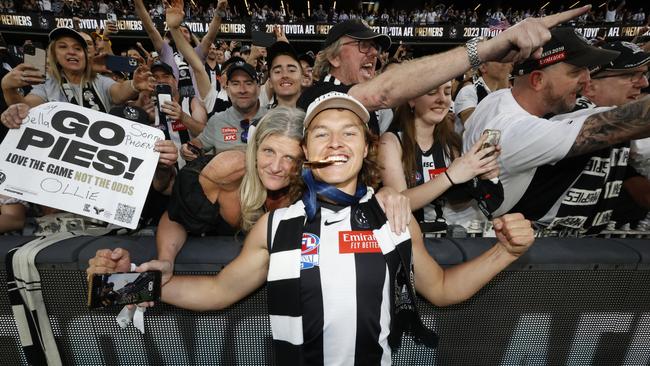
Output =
[{"x1": 567, "y1": 95, "x2": 650, "y2": 157}]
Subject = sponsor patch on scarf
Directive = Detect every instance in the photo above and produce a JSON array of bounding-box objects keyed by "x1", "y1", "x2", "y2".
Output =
[
  {"x1": 301, "y1": 232, "x2": 320, "y2": 270},
  {"x1": 339, "y1": 230, "x2": 381, "y2": 254}
]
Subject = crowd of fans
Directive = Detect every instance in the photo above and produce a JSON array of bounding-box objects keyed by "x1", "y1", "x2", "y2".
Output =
[
  {"x1": 3, "y1": 0, "x2": 649, "y2": 26},
  {"x1": 0, "y1": 0, "x2": 648, "y2": 237}
]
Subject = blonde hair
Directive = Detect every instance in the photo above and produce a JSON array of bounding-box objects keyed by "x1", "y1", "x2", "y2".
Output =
[
  {"x1": 240, "y1": 107, "x2": 305, "y2": 231},
  {"x1": 47, "y1": 37, "x2": 94, "y2": 86},
  {"x1": 312, "y1": 38, "x2": 344, "y2": 81}
]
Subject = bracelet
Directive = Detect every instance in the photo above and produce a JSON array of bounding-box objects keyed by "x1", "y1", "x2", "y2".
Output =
[
  {"x1": 128, "y1": 79, "x2": 139, "y2": 93},
  {"x1": 465, "y1": 36, "x2": 485, "y2": 70},
  {"x1": 444, "y1": 170, "x2": 455, "y2": 185}
]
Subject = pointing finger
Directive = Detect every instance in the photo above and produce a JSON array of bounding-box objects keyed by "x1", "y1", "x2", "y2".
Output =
[{"x1": 541, "y1": 5, "x2": 591, "y2": 28}]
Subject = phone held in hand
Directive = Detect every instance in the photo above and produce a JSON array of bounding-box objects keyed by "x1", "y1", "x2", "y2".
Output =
[
  {"x1": 155, "y1": 83, "x2": 173, "y2": 126},
  {"x1": 23, "y1": 44, "x2": 47, "y2": 77},
  {"x1": 480, "y1": 129, "x2": 501, "y2": 156},
  {"x1": 105, "y1": 55, "x2": 139, "y2": 73},
  {"x1": 87, "y1": 271, "x2": 161, "y2": 309}
]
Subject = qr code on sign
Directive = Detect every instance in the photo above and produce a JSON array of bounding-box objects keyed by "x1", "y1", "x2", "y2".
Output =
[{"x1": 115, "y1": 203, "x2": 136, "y2": 223}]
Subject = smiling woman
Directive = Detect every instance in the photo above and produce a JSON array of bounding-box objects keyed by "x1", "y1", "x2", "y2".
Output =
[{"x1": 0, "y1": 27, "x2": 151, "y2": 116}]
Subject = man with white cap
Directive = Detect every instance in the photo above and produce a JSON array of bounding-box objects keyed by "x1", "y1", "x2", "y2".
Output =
[{"x1": 88, "y1": 93, "x2": 535, "y2": 365}]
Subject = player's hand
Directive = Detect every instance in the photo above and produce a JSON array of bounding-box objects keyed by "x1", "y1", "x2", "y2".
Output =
[
  {"x1": 493, "y1": 213, "x2": 534, "y2": 258},
  {"x1": 87, "y1": 248, "x2": 132, "y2": 281}
]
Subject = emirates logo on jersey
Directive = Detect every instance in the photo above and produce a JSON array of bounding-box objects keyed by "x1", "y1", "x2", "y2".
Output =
[
  {"x1": 339, "y1": 231, "x2": 381, "y2": 254},
  {"x1": 301, "y1": 233, "x2": 320, "y2": 270}
]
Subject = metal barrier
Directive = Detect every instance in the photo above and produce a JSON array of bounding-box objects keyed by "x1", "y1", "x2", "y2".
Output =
[{"x1": 1, "y1": 235, "x2": 649, "y2": 365}]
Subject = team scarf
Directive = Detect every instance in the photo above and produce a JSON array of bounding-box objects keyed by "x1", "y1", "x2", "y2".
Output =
[
  {"x1": 546, "y1": 143, "x2": 630, "y2": 235},
  {"x1": 60, "y1": 75, "x2": 107, "y2": 112},
  {"x1": 172, "y1": 48, "x2": 195, "y2": 98},
  {"x1": 267, "y1": 186, "x2": 438, "y2": 365},
  {"x1": 516, "y1": 99, "x2": 631, "y2": 235},
  {"x1": 473, "y1": 75, "x2": 491, "y2": 104}
]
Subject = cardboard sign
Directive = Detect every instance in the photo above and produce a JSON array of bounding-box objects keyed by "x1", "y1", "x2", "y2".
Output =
[{"x1": 0, "y1": 102, "x2": 164, "y2": 229}]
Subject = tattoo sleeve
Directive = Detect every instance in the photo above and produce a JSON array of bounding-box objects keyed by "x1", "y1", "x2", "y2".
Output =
[{"x1": 568, "y1": 95, "x2": 650, "y2": 157}]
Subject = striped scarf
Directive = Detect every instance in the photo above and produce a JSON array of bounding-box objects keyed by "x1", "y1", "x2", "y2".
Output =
[{"x1": 267, "y1": 188, "x2": 438, "y2": 365}]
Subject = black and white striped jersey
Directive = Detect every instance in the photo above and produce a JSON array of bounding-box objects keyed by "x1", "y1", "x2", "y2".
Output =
[{"x1": 269, "y1": 201, "x2": 392, "y2": 366}]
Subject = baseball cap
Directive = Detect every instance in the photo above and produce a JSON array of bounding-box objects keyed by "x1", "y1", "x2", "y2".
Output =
[
  {"x1": 267, "y1": 41, "x2": 300, "y2": 67},
  {"x1": 240, "y1": 45, "x2": 252, "y2": 54},
  {"x1": 298, "y1": 52, "x2": 315, "y2": 67},
  {"x1": 49, "y1": 27, "x2": 88, "y2": 49},
  {"x1": 150, "y1": 60, "x2": 174, "y2": 76},
  {"x1": 513, "y1": 28, "x2": 620, "y2": 76},
  {"x1": 226, "y1": 59, "x2": 258, "y2": 82},
  {"x1": 323, "y1": 19, "x2": 391, "y2": 51},
  {"x1": 303, "y1": 91, "x2": 370, "y2": 130},
  {"x1": 591, "y1": 41, "x2": 650, "y2": 74}
]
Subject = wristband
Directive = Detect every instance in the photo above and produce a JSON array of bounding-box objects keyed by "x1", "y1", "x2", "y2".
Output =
[{"x1": 444, "y1": 170, "x2": 456, "y2": 185}]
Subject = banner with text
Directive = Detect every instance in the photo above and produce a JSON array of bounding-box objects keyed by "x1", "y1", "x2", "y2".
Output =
[
  {"x1": 0, "y1": 102, "x2": 163, "y2": 228},
  {"x1": 0, "y1": 13, "x2": 649, "y2": 41}
]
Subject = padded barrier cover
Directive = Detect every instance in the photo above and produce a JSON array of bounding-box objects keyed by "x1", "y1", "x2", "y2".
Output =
[{"x1": 0, "y1": 236, "x2": 649, "y2": 365}]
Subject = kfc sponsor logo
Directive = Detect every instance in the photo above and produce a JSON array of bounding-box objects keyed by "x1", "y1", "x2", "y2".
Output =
[
  {"x1": 224, "y1": 134, "x2": 237, "y2": 142},
  {"x1": 339, "y1": 231, "x2": 381, "y2": 254}
]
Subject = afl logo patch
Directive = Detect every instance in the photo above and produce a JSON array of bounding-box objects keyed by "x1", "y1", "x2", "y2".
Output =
[{"x1": 301, "y1": 233, "x2": 320, "y2": 270}]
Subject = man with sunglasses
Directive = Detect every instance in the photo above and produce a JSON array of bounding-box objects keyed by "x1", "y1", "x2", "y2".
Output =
[{"x1": 181, "y1": 58, "x2": 267, "y2": 161}]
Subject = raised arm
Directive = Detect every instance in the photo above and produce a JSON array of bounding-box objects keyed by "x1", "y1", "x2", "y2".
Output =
[
  {"x1": 134, "y1": 0, "x2": 165, "y2": 52},
  {"x1": 199, "y1": 0, "x2": 228, "y2": 56},
  {"x1": 413, "y1": 213, "x2": 533, "y2": 306},
  {"x1": 568, "y1": 95, "x2": 650, "y2": 157},
  {"x1": 166, "y1": 0, "x2": 212, "y2": 100},
  {"x1": 350, "y1": 6, "x2": 591, "y2": 111}
]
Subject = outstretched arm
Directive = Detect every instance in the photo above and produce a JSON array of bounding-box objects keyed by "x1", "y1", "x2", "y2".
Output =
[
  {"x1": 350, "y1": 6, "x2": 591, "y2": 111},
  {"x1": 143, "y1": 212, "x2": 270, "y2": 311},
  {"x1": 199, "y1": 0, "x2": 228, "y2": 56},
  {"x1": 134, "y1": 0, "x2": 165, "y2": 52},
  {"x1": 568, "y1": 95, "x2": 650, "y2": 157},
  {"x1": 414, "y1": 213, "x2": 534, "y2": 306}
]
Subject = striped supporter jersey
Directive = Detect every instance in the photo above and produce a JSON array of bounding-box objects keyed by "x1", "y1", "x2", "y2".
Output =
[{"x1": 269, "y1": 201, "x2": 392, "y2": 366}]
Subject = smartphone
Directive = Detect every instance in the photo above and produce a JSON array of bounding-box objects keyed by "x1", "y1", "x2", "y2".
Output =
[
  {"x1": 480, "y1": 129, "x2": 501, "y2": 156},
  {"x1": 87, "y1": 271, "x2": 161, "y2": 309},
  {"x1": 186, "y1": 141, "x2": 204, "y2": 157},
  {"x1": 105, "y1": 55, "x2": 138, "y2": 73},
  {"x1": 251, "y1": 30, "x2": 276, "y2": 48},
  {"x1": 23, "y1": 44, "x2": 47, "y2": 76},
  {"x1": 155, "y1": 84, "x2": 172, "y2": 110}
]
